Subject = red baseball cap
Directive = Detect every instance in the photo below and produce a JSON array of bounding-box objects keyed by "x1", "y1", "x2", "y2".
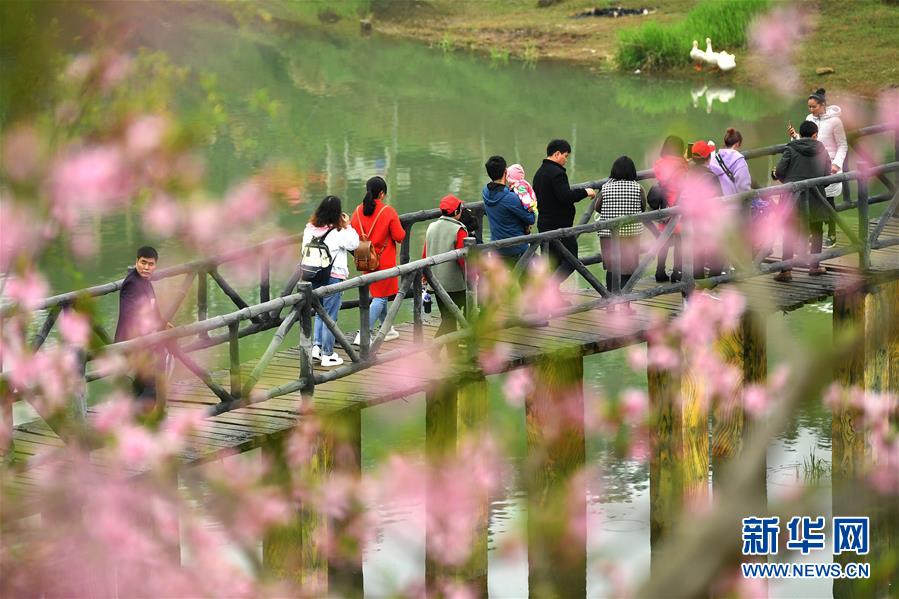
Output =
[
  {"x1": 440, "y1": 194, "x2": 462, "y2": 213},
  {"x1": 691, "y1": 140, "x2": 713, "y2": 159}
]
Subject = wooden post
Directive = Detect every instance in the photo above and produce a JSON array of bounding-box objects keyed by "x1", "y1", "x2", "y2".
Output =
[
  {"x1": 73, "y1": 348, "x2": 88, "y2": 424},
  {"x1": 262, "y1": 410, "x2": 361, "y2": 593},
  {"x1": 297, "y1": 283, "x2": 315, "y2": 395},
  {"x1": 832, "y1": 286, "x2": 869, "y2": 599},
  {"x1": 425, "y1": 383, "x2": 458, "y2": 587},
  {"x1": 197, "y1": 269, "x2": 207, "y2": 321},
  {"x1": 857, "y1": 164, "x2": 870, "y2": 271},
  {"x1": 648, "y1": 335, "x2": 709, "y2": 574},
  {"x1": 413, "y1": 275, "x2": 424, "y2": 343},
  {"x1": 228, "y1": 322, "x2": 241, "y2": 400},
  {"x1": 463, "y1": 237, "x2": 478, "y2": 321},
  {"x1": 833, "y1": 287, "x2": 866, "y2": 478},
  {"x1": 456, "y1": 375, "x2": 489, "y2": 595},
  {"x1": 260, "y1": 255, "x2": 271, "y2": 304},
  {"x1": 524, "y1": 351, "x2": 586, "y2": 598},
  {"x1": 323, "y1": 407, "x2": 363, "y2": 598},
  {"x1": 711, "y1": 311, "x2": 767, "y2": 485},
  {"x1": 359, "y1": 285, "x2": 371, "y2": 360},
  {"x1": 865, "y1": 280, "x2": 899, "y2": 395},
  {"x1": 862, "y1": 280, "x2": 899, "y2": 598},
  {"x1": 400, "y1": 223, "x2": 412, "y2": 265},
  {"x1": 197, "y1": 269, "x2": 208, "y2": 338}
]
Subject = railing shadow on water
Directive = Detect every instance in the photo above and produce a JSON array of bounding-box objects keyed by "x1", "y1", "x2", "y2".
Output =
[{"x1": 3, "y1": 124, "x2": 898, "y2": 421}]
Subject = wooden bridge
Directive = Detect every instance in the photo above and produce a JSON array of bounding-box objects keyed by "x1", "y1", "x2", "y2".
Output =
[{"x1": 3, "y1": 124, "x2": 899, "y2": 597}]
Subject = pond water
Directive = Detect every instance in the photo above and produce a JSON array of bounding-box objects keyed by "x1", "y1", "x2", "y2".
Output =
[{"x1": 21, "y1": 10, "x2": 893, "y2": 597}]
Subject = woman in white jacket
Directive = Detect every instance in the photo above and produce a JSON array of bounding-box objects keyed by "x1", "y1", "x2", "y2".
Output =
[
  {"x1": 789, "y1": 88, "x2": 847, "y2": 247},
  {"x1": 302, "y1": 195, "x2": 360, "y2": 366}
]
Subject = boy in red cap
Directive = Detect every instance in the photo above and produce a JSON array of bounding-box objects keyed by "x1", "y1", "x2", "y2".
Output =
[{"x1": 422, "y1": 194, "x2": 469, "y2": 340}]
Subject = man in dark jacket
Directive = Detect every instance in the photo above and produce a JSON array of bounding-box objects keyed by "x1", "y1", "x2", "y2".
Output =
[
  {"x1": 532, "y1": 139, "x2": 595, "y2": 283},
  {"x1": 773, "y1": 121, "x2": 832, "y2": 281},
  {"x1": 115, "y1": 246, "x2": 170, "y2": 407},
  {"x1": 483, "y1": 155, "x2": 536, "y2": 270}
]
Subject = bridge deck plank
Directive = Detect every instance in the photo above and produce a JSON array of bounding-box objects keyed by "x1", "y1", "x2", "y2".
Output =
[{"x1": 8, "y1": 231, "x2": 899, "y2": 507}]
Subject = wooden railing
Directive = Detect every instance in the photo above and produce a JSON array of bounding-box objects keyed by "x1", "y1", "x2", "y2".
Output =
[
  {"x1": 20, "y1": 162, "x2": 890, "y2": 421},
  {"x1": 4, "y1": 125, "x2": 898, "y2": 425}
]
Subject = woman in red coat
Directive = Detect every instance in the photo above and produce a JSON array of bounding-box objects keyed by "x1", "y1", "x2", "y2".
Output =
[{"x1": 351, "y1": 176, "x2": 406, "y2": 344}]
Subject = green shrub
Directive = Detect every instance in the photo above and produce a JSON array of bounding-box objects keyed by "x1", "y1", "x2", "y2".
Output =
[{"x1": 615, "y1": 0, "x2": 771, "y2": 71}]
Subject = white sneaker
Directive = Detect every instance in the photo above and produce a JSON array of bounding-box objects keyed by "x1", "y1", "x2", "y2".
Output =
[
  {"x1": 311, "y1": 345, "x2": 321, "y2": 361},
  {"x1": 320, "y1": 352, "x2": 344, "y2": 367},
  {"x1": 352, "y1": 331, "x2": 361, "y2": 346},
  {"x1": 384, "y1": 327, "x2": 400, "y2": 342}
]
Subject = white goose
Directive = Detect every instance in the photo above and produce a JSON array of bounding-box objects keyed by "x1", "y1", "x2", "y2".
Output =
[
  {"x1": 702, "y1": 37, "x2": 719, "y2": 67},
  {"x1": 690, "y1": 40, "x2": 706, "y2": 70},
  {"x1": 717, "y1": 51, "x2": 736, "y2": 72}
]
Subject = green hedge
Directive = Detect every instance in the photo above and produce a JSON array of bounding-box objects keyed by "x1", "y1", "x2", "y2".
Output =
[{"x1": 616, "y1": 0, "x2": 770, "y2": 71}]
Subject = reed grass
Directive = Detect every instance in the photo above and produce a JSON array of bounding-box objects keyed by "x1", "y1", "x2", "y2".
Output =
[{"x1": 616, "y1": 0, "x2": 770, "y2": 71}]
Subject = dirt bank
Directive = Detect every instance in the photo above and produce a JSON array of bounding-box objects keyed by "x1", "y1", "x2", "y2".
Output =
[{"x1": 369, "y1": 0, "x2": 898, "y2": 99}]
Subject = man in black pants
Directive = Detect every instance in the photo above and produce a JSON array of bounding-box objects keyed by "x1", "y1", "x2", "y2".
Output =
[
  {"x1": 115, "y1": 246, "x2": 172, "y2": 410},
  {"x1": 532, "y1": 139, "x2": 596, "y2": 285}
]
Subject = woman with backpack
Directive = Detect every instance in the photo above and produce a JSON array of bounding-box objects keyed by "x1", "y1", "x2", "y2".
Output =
[
  {"x1": 350, "y1": 176, "x2": 406, "y2": 345},
  {"x1": 302, "y1": 195, "x2": 359, "y2": 367}
]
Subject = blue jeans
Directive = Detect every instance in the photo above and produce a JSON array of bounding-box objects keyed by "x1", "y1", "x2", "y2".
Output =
[
  {"x1": 313, "y1": 277, "x2": 343, "y2": 355},
  {"x1": 369, "y1": 296, "x2": 390, "y2": 331}
]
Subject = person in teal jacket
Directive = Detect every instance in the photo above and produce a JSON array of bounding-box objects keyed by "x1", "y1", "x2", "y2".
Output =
[{"x1": 482, "y1": 155, "x2": 536, "y2": 270}]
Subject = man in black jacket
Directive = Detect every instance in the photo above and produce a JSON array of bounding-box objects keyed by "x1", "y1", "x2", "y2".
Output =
[
  {"x1": 115, "y1": 246, "x2": 171, "y2": 407},
  {"x1": 532, "y1": 139, "x2": 595, "y2": 284},
  {"x1": 773, "y1": 121, "x2": 832, "y2": 281}
]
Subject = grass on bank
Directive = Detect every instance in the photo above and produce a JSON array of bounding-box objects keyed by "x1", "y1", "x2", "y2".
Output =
[{"x1": 615, "y1": 0, "x2": 770, "y2": 71}]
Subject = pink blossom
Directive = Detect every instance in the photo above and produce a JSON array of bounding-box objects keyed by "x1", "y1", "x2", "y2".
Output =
[
  {"x1": 3, "y1": 270, "x2": 48, "y2": 311},
  {"x1": 70, "y1": 226, "x2": 99, "y2": 258},
  {"x1": 161, "y1": 408, "x2": 206, "y2": 446},
  {"x1": 143, "y1": 193, "x2": 180, "y2": 237},
  {"x1": 286, "y1": 417, "x2": 321, "y2": 468},
  {"x1": 115, "y1": 425, "x2": 162, "y2": 468},
  {"x1": 749, "y1": 6, "x2": 816, "y2": 96},
  {"x1": 93, "y1": 395, "x2": 135, "y2": 432},
  {"x1": 225, "y1": 181, "x2": 271, "y2": 224},
  {"x1": 232, "y1": 488, "x2": 292, "y2": 544},
  {"x1": 126, "y1": 115, "x2": 169, "y2": 158},
  {"x1": 877, "y1": 88, "x2": 899, "y2": 131},
  {"x1": 627, "y1": 346, "x2": 647, "y2": 370},
  {"x1": 58, "y1": 310, "x2": 91, "y2": 347},
  {"x1": 503, "y1": 367, "x2": 534, "y2": 406},
  {"x1": 50, "y1": 145, "x2": 133, "y2": 227},
  {"x1": 475, "y1": 252, "x2": 513, "y2": 307},
  {"x1": 678, "y1": 173, "x2": 737, "y2": 257},
  {"x1": 2, "y1": 124, "x2": 43, "y2": 182},
  {"x1": 65, "y1": 54, "x2": 96, "y2": 83},
  {"x1": 100, "y1": 54, "x2": 134, "y2": 90},
  {"x1": 517, "y1": 259, "x2": 566, "y2": 319},
  {"x1": 647, "y1": 342, "x2": 680, "y2": 370},
  {"x1": 620, "y1": 388, "x2": 648, "y2": 425},
  {"x1": 743, "y1": 384, "x2": 771, "y2": 417},
  {"x1": 478, "y1": 343, "x2": 510, "y2": 373},
  {"x1": 185, "y1": 202, "x2": 225, "y2": 251},
  {"x1": 0, "y1": 198, "x2": 47, "y2": 271},
  {"x1": 92, "y1": 352, "x2": 129, "y2": 378}
]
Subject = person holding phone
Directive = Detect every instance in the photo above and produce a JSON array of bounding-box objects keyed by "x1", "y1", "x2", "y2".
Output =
[{"x1": 788, "y1": 88, "x2": 847, "y2": 248}]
